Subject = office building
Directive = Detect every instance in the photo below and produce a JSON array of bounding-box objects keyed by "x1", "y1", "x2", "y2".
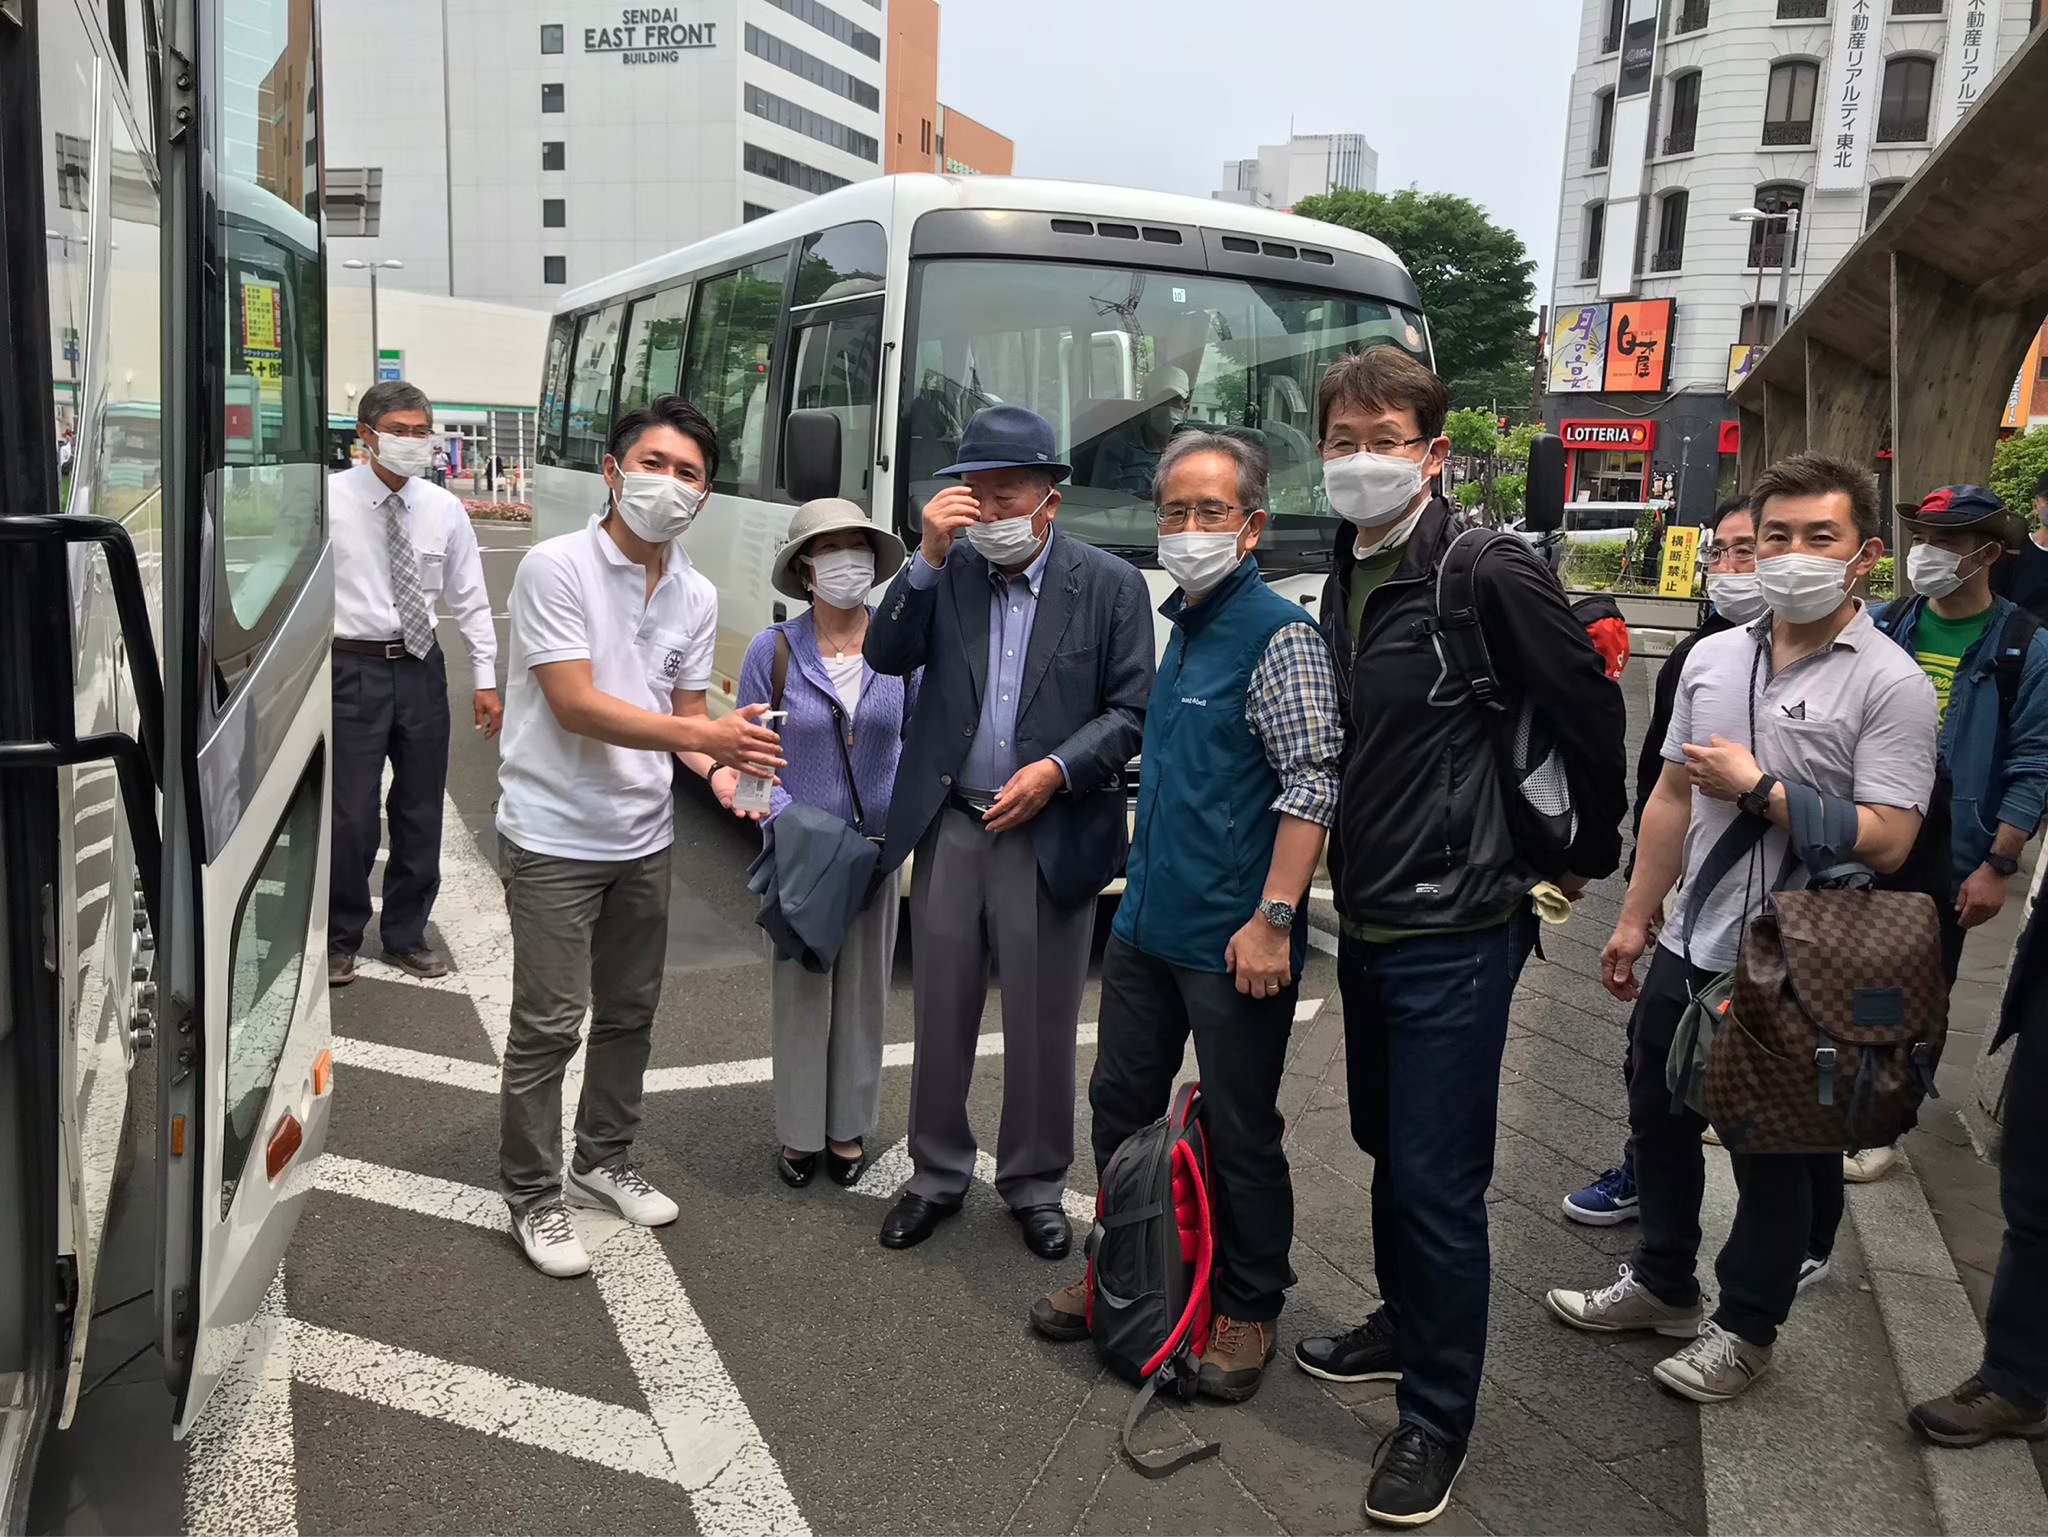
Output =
[
  {"x1": 319, "y1": 0, "x2": 1008, "y2": 308},
  {"x1": 1542, "y1": 0, "x2": 2036, "y2": 522},
  {"x1": 882, "y1": 0, "x2": 1014, "y2": 175},
  {"x1": 1213, "y1": 132, "x2": 1377, "y2": 211}
]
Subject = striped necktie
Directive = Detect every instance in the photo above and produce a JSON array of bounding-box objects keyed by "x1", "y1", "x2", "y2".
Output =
[{"x1": 382, "y1": 491, "x2": 435, "y2": 660}]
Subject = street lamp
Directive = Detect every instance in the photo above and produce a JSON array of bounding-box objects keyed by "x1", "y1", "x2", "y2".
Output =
[
  {"x1": 1730, "y1": 206, "x2": 1802, "y2": 347},
  {"x1": 341, "y1": 258, "x2": 405, "y2": 388}
]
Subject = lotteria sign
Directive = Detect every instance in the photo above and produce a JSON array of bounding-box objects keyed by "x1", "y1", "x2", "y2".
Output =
[
  {"x1": 1560, "y1": 420, "x2": 1654, "y2": 451},
  {"x1": 584, "y1": 8, "x2": 716, "y2": 61}
]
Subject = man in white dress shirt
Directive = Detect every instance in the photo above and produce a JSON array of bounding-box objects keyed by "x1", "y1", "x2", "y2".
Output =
[{"x1": 328, "y1": 380, "x2": 499, "y2": 987}]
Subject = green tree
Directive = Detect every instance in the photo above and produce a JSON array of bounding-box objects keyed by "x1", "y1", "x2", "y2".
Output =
[
  {"x1": 1444, "y1": 406, "x2": 1501, "y2": 457},
  {"x1": 1292, "y1": 187, "x2": 1537, "y2": 410},
  {"x1": 1992, "y1": 425, "x2": 2048, "y2": 527}
]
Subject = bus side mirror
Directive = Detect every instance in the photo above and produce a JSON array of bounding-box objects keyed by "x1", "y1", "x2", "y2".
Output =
[
  {"x1": 785, "y1": 410, "x2": 843, "y2": 504},
  {"x1": 1524, "y1": 434, "x2": 1566, "y2": 534}
]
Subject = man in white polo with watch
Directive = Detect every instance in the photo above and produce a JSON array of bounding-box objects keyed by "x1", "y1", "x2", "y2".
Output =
[{"x1": 495, "y1": 395, "x2": 782, "y2": 1277}]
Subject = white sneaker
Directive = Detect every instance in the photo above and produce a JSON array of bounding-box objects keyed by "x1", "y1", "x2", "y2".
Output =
[
  {"x1": 1843, "y1": 1145, "x2": 1900, "y2": 1183},
  {"x1": 1653, "y1": 1320, "x2": 1771, "y2": 1403},
  {"x1": 514, "y1": 1200, "x2": 591, "y2": 1278},
  {"x1": 1546, "y1": 1263, "x2": 1705, "y2": 1337},
  {"x1": 1797, "y1": 1253, "x2": 1832, "y2": 1294},
  {"x1": 566, "y1": 1160, "x2": 679, "y2": 1226}
]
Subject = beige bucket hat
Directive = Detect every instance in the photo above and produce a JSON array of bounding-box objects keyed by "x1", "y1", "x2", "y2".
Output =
[{"x1": 769, "y1": 497, "x2": 908, "y2": 601}]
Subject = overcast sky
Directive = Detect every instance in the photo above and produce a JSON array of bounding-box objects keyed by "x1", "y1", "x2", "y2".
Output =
[{"x1": 936, "y1": 0, "x2": 1582, "y2": 302}]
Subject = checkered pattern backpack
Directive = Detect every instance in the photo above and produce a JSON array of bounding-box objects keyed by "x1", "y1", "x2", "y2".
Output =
[{"x1": 1085, "y1": 1082, "x2": 1219, "y2": 1478}]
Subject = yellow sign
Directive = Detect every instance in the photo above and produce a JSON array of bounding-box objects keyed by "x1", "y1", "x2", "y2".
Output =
[
  {"x1": 1658, "y1": 525, "x2": 1701, "y2": 596},
  {"x1": 1726, "y1": 343, "x2": 1763, "y2": 395},
  {"x1": 240, "y1": 280, "x2": 279, "y2": 356}
]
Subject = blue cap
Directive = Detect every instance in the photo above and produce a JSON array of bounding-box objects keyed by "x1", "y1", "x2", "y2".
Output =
[
  {"x1": 1899, "y1": 484, "x2": 2026, "y2": 550},
  {"x1": 935, "y1": 404, "x2": 1071, "y2": 481}
]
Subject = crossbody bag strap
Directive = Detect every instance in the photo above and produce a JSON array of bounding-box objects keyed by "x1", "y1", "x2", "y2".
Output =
[
  {"x1": 1679, "y1": 814, "x2": 1771, "y2": 967},
  {"x1": 771, "y1": 629, "x2": 791, "y2": 711},
  {"x1": 827, "y1": 699, "x2": 868, "y2": 836}
]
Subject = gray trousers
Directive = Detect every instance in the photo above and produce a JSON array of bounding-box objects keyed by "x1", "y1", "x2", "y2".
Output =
[
  {"x1": 906, "y1": 806, "x2": 1093, "y2": 1209},
  {"x1": 498, "y1": 835, "x2": 671, "y2": 1213},
  {"x1": 772, "y1": 890, "x2": 898, "y2": 1151}
]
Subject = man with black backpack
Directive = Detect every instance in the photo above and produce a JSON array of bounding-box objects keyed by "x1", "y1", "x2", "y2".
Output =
[{"x1": 1288, "y1": 348, "x2": 1627, "y2": 1527}]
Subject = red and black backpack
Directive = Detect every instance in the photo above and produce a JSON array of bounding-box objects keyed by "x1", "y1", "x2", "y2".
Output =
[{"x1": 1084, "y1": 1082, "x2": 1219, "y2": 1478}]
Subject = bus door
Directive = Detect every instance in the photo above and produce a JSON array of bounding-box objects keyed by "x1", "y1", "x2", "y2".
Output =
[{"x1": 153, "y1": 0, "x2": 334, "y2": 1435}]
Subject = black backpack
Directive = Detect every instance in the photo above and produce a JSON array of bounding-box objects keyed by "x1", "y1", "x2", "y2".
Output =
[
  {"x1": 1085, "y1": 1082, "x2": 1219, "y2": 1479},
  {"x1": 1432, "y1": 527, "x2": 1624, "y2": 880}
]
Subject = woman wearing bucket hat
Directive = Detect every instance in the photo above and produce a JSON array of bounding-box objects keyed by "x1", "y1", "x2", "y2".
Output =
[{"x1": 713, "y1": 498, "x2": 916, "y2": 1188}]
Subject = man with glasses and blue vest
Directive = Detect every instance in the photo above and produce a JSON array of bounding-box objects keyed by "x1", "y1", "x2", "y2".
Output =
[{"x1": 1028, "y1": 428, "x2": 1341, "y2": 1401}]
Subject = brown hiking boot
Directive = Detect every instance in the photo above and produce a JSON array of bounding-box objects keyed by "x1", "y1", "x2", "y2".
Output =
[
  {"x1": 1910, "y1": 1376, "x2": 2048, "y2": 1447},
  {"x1": 1198, "y1": 1315, "x2": 1276, "y2": 1402},
  {"x1": 1029, "y1": 1277, "x2": 1090, "y2": 1342},
  {"x1": 327, "y1": 952, "x2": 356, "y2": 987}
]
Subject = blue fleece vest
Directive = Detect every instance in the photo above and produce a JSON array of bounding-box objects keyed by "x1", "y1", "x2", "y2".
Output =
[{"x1": 1115, "y1": 556, "x2": 1309, "y2": 975}]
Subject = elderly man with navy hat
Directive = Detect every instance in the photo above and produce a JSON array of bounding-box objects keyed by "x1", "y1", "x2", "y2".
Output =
[{"x1": 864, "y1": 404, "x2": 1154, "y2": 1258}]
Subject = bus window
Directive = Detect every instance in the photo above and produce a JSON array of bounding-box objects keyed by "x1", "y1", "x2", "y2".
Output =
[
  {"x1": 680, "y1": 253, "x2": 788, "y2": 494},
  {"x1": 98, "y1": 117, "x2": 164, "y2": 533},
  {"x1": 563, "y1": 302, "x2": 625, "y2": 469},
  {"x1": 41, "y1": 1, "x2": 95, "y2": 510},
  {"x1": 786, "y1": 306, "x2": 880, "y2": 509},
  {"x1": 618, "y1": 283, "x2": 693, "y2": 415},
  {"x1": 212, "y1": 0, "x2": 325, "y2": 691},
  {"x1": 794, "y1": 221, "x2": 885, "y2": 306},
  {"x1": 536, "y1": 314, "x2": 574, "y2": 462},
  {"x1": 904, "y1": 258, "x2": 1428, "y2": 574}
]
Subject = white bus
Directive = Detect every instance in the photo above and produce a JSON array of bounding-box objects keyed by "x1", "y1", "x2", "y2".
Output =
[
  {"x1": 532, "y1": 174, "x2": 1433, "y2": 699},
  {"x1": 2, "y1": 0, "x2": 334, "y2": 1516}
]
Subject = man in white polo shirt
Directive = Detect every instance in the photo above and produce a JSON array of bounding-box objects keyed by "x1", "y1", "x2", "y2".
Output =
[{"x1": 496, "y1": 395, "x2": 783, "y2": 1278}]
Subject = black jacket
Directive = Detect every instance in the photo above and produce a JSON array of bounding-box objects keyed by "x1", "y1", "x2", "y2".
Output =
[
  {"x1": 865, "y1": 528, "x2": 1154, "y2": 908},
  {"x1": 1319, "y1": 500, "x2": 1628, "y2": 929},
  {"x1": 1626, "y1": 610, "x2": 1734, "y2": 877}
]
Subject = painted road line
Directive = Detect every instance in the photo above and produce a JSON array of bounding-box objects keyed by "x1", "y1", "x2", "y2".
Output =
[
  {"x1": 431, "y1": 790, "x2": 519, "y2": 1060},
  {"x1": 313, "y1": 1154, "x2": 804, "y2": 1532},
  {"x1": 78, "y1": 835, "x2": 113, "y2": 863},
  {"x1": 640, "y1": 1022, "x2": 1105, "y2": 1095},
  {"x1": 288, "y1": 1318, "x2": 679, "y2": 1485},
  {"x1": 184, "y1": 1273, "x2": 297, "y2": 1537},
  {"x1": 329, "y1": 1035, "x2": 500, "y2": 1095},
  {"x1": 847, "y1": 1138, "x2": 1094, "y2": 1225},
  {"x1": 593, "y1": 1229, "x2": 813, "y2": 1534}
]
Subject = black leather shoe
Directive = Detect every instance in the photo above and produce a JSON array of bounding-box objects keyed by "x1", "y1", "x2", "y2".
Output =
[
  {"x1": 1013, "y1": 1204, "x2": 1071, "y2": 1260},
  {"x1": 1295, "y1": 1307, "x2": 1403, "y2": 1383},
  {"x1": 1364, "y1": 1425, "x2": 1467, "y2": 1528},
  {"x1": 826, "y1": 1144, "x2": 869, "y2": 1187},
  {"x1": 879, "y1": 1192, "x2": 962, "y2": 1249},
  {"x1": 776, "y1": 1150, "x2": 818, "y2": 1189}
]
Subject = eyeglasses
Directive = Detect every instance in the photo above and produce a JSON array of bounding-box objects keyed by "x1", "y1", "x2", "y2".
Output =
[
  {"x1": 1703, "y1": 541, "x2": 1756, "y2": 563},
  {"x1": 1323, "y1": 435, "x2": 1426, "y2": 458},
  {"x1": 373, "y1": 423, "x2": 434, "y2": 440},
  {"x1": 1155, "y1": 500, "x2": 1250, "y2": 532}
]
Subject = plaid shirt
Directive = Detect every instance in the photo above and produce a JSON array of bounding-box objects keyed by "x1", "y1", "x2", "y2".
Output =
[{"x1": 1246, "y1": 620, "x2": 1343, "y2": 828}]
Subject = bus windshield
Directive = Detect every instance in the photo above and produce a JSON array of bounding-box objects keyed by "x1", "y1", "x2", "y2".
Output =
[{"x1": 900, "y1": 257, "x2": 1429, "y2": 575}]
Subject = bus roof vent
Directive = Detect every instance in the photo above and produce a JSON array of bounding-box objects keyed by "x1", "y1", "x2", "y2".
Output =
[
  {"x1": 1051, "y1": 218, "x2": 1094, "y2": 236},
  {"x1": 1096, "y1": 222, "x2": 1139, "y2": 239},
  {"x1": 1141, "y1": 227, "x2": 1183, "y2": 244},
  {"x1": 1261, "y1": 242, "x2": 1298, "y2": 259},
  {"x1": 1219, "y1": 235, "x2": 1258, "y2": 254},
  {"x1": 1300, "y1": 247, "x2": 1335, "y2": 265}
]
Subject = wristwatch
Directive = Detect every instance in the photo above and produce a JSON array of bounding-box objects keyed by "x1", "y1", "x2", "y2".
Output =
[
  {"x1": 1737, "y1": 773, "x2": 1778, "y2": 820},
  {"x1": 1988, "y1": 852, "x2": 2021, "y2": 878},
  {"x1": 1257, "y1": 898, "x2": 1297, "y2": 931}
]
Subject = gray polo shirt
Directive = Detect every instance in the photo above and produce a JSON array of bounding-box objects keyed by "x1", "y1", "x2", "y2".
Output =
[{"x1": 1658, "y1": 604, "x2": 1938, "y2": 971}]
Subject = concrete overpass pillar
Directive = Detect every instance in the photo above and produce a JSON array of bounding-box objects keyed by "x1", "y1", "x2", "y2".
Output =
[
  {"x1": 1803, "y1": 340, "x2": 1889, "y2": 463},
  {"x1": 1763, "y1": 380, "x2": 1809, "y2": 464}
]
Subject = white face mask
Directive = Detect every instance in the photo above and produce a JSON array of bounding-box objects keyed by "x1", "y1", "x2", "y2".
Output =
[
  {"x1": 1905, "y1": 542, "x2": 1991, "y2": 601},
  {"x1": 611, "y1": 470, "x2": 706, "y2": 544},
  {"x1": 807, "y1": 546, "x2": 876, "y2": 609},
  {"x1": 1706, "y1": 571, "x2": 1768, "y2": 624},
  {"x1": 964, "y1": 490, "x2": 1051, "y2": 567},
  {"x1": 372, "y1": 432, "x2": 433, "y2": 480},
  {"x1": 1323, "y1": 450, "x2": 1426, "y2": 528},
  {"x1": 1757, "y1": 552, "x2": 1853, "y2": 624},
  {"x1": 1158, "y1": 528, "x2": 1246, "y2": 602}
]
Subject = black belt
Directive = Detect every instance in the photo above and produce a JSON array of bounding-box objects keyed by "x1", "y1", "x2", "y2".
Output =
[
  {"x1": 948, "y1": 786, "x2": 1000, "y2": 820},
  {"x1": 333, "y1": 638, "x2": 435, "y2": 659}
]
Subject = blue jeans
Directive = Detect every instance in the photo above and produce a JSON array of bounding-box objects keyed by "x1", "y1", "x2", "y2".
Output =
[
  {"x1": 1340, "y1": 910, "x2": 1538, "y2": 1445},
  {"x1": 1981, "y1": 1017, "x2": 2048, "y2": 1410}
]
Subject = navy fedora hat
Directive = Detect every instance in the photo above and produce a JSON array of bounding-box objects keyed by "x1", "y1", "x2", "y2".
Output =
[
  {"x1": 936, "y1": 404, "x2": 1071, "y2": 482},
  {"x1": 1898, "y1": 484, "x2": 2028, "y2": 551}
]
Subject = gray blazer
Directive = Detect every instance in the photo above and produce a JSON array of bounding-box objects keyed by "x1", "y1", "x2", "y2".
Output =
[{"x1": 864, "y1": 528, "x2": 1154, "y2": 908}]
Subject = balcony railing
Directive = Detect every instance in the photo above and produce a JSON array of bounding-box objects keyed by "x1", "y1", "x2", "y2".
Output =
[
  {"x1": 1651, "y1": 247, "x2": 1684, "y2": 272},
  {"x1": 1579, "y1": 255, "x2": 1602, "y2": 280},
  {"x1": 1776, "y1": 0, "x2": 1827, "y2": 16},
  {"x1": 1891, "y1": 0, "x2": 1941, "y2": 12},
  {"x1": 1762, "y1": 118, "x2": 1814, "y2": 145},
  {"x1": 1674, "y1": 1, "x2": 1710, "y2": 30},
  {"x1": 1663, "y1": 125, "x2": 1696, "y2": 155}
]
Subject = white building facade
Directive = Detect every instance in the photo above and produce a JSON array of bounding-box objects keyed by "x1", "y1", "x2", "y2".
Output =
[
  {"x1": 1214, "y1": 132, "x2": 1377, "y2": 211},
  {"x1": 319, "y1": 0, "x2": 889, "y2": 307},
  {"x1": 1544, "y1": 0, "x2": 2034, "y2": 522}
]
